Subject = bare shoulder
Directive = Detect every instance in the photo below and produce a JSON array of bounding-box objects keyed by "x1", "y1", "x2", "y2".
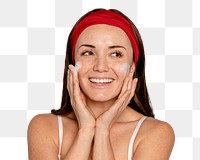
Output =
[
  {"x1": 143, "y1": 117, "x2": 175, "y2": 138},
  {"x1": 28, "y1": 113, "x2": 58, "y2": 131},
  {"x1": 27, "y1": 113, "x2": 59, "y2": 160},
  {"x1": 133, "y1": 117, "x2": 175, "y2": 160},
  {"x1": 28, "y1": 113, "x2": 59, "y2": 140}
]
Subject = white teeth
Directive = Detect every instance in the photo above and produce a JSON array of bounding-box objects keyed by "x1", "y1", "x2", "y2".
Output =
[{"x1": 89, "y1": 78, "x2": 113, "y2": 83}]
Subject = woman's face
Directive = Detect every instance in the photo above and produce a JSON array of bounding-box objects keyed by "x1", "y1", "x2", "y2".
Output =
[{"x1": 74, "y1": 24, "x2": 133, "y2": 102}]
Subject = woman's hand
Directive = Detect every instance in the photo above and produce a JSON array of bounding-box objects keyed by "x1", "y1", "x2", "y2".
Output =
[
  {"x1": 67, "y1": 65, "x2": 96, "y2": 130},
  {"x1": 95, "y1": 65, "x2": 138, "y2": 131}
]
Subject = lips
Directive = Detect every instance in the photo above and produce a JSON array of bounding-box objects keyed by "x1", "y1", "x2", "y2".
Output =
[
  {"x1": 89, "y1": 78, "x2": 114, "y2": 84},
  {"x1": 88, "y1": 77, "x2": 115, "y2": 87}
]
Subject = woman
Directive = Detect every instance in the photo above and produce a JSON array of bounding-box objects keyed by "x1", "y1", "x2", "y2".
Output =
[{"x1": 28, "y1": 9, "x2": 175, "y2": 160}]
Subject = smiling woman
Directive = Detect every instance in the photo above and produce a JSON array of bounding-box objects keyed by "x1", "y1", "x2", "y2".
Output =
[
  {"x1": 27, "y1": 8, "x2": 175, "y2": 160},
  {"x1": 74, "y1": 24, "x2": 133, "y2": 103}
]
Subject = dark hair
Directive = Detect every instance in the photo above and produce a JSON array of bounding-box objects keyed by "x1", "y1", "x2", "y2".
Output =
[{"x1": 51, "y1": 8, "x2": 155, "y2": 118}]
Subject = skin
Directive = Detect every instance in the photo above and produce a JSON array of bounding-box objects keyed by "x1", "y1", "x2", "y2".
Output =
[
  {"x1": 74, "y1": 24, "x2": 134, "y2": 119},
  {"x1": 28, "y1": 24, "x2": 175, "y2": 160}
]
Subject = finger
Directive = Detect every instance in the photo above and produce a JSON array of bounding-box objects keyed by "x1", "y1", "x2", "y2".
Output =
[
  {"x1": 69, "y1": 65, "x2": 86, "y2": 110},
  {"x1": 67, "y1": 68, "x2": 72, "y2": 96},
  {"x1": 68, "y1": 65, "x2": 85, "y2": 119},
  {"x1": 80, "y1": 89, "x2": 87, "y2": 105},
  {"x1": 69, "y1": 68, "x2": 74, "y2": 96},
  {"x1": 73, "y1": 78, "x2": 92, "y2": 115},
  {"x1": 69, "y1": 65, "x2": 88, "y2": 111},
  {"x1": 130, "y1": 63, "x2": 135, "y2": 73},
  {"x1": 121, "y1": 89, "x2": 133, "y2": 109},
  {"x1": 67, "y1": 68, "x2": 70, "y2": 91},
  {"x1": 69, "y1": 65, "x2": 79, "y2": 91},
  {"x1": 121, "y1": 94, "x2": 132, "y2": 112},
  {"x1": 128, "y1": 78, "x2": 138, "y2": 103},
  {"x1": 119, "y1": 70, "x2": 132, "y2": 98},
  {"x1": 119, "y1": 75, "x2": 129, "y2": 98},
  {"x1": 73, "y1": 77, "x2": 83, "y2": 111},
  {"x1": 107, "y1": 91, "x2": 131, "y2": 122},
  {"x1": 127, "y1": 65, "x2": 135, "y2": 90},
  {"x1": 112, "y1": 89, "x2": 131, "y2": 112},
  {"x1": 69, "y1": 64, "x2": 78, "y2": 80},
  {"x1": 69, "y1": 64, "x2": 78, "y2": 78},
  {"x1": 68, "y1": 66, "x2": 75, "y2": 106},
  {"x1": 119, "y1": 65, "x2": 135, "y2": 98}
]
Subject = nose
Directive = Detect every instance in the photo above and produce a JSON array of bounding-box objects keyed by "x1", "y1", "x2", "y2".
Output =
[{"x1": 93, "y1": 57, "x2": 109, "y2": 72}]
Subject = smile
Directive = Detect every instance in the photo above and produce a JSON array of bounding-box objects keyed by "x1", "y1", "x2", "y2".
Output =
[{"x1": 89, "y1": 78, "x2": 114, "y2": 84}]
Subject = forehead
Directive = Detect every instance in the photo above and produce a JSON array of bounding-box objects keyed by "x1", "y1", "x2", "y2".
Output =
[{"x1": 76, "y1": 24, "x2": 132, "y2": 47}]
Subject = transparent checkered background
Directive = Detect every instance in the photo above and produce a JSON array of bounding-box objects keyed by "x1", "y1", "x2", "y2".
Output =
[{"x1": 0, "y1": 0, "x2": 199, "y2": 159}]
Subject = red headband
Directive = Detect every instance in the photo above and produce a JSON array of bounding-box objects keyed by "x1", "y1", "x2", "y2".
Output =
[{"x1": 71, "y1": 10, "x2": 139, "y2": 66}]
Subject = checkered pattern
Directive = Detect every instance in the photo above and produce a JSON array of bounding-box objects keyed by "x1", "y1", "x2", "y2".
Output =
[{"x1": 0, "y1": 0, "x2": 199, "y2": 159}]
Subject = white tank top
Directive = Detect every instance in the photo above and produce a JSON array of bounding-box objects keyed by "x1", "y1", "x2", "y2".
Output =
[{"x1": 57, "y1": 115, "x2": 147, "y2": 160}]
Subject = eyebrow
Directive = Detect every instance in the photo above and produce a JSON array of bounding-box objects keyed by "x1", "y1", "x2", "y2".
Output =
[
  {"x1": 109, "y1": 45, "x2": 126, "y2": 50},
  {"x1": 78, "y1": 44, "x2": 95, "y2": 49},
  {"x1": 78, "y1": 44, "x2": 127, "y2": 50}
]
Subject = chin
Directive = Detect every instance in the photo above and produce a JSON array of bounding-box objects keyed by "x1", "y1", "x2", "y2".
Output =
[
  {"x1": 88, "y1": 96, "x2": 110, "y2": 102},
  {"x1": 80, "y1": 81, "x2": 122, "y2": 102},
  {"x1": 86, "y1": 92, "x2": 119, "y2": 103}
]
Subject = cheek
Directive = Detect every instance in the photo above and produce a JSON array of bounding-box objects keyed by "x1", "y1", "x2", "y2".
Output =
[
  {"x1": 75, "y1": 61, "x2": 91, "y2": 86},
  {"x1": 118, "y1": 63, "x2": 130, "y2": 75},
  {"x1": 75, "y1": 60, "x2": 91, "y2": 74},
  {"x1": 75, "y1": 61, "x2": 82, "y2": 71}
]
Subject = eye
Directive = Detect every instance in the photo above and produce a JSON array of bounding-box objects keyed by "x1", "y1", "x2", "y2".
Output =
[
  {"x1": 111, "y1": 51, "x2": 123, "y2": 58},
  {"x1": 81, "y1": 51, "x2": 93, "y2": 56}
]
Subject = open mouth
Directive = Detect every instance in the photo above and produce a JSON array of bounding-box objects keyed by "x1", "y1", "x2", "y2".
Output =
[{"x1": 89, "y1": 78, "x2": 114, "y2": 84}]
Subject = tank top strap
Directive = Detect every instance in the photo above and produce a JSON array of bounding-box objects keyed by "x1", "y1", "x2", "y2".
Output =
[
  {"x1": 57, "y1": 115, "x2": 63, "y2": 160},
  {"x1": 128, "y1": 116, "x2": 147, "y2": 160}
]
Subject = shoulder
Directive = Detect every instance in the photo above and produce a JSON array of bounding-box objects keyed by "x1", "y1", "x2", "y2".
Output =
[
  {"x1": 143, "y1": 117, "x2": 175, "y2": 138},
  {"x1": 136, "y1": 117, "x2": 175, "y2": 148},
  {"x1": 27, "y1": 113, "x2": 59, "y2": 159},
  {"x1": 28, "y1": 113, "x2": 58, "y2": 136},
  {"x1": 28, "y1": 113, "x2": 77, "y2": 144},
  {"x1": 147, "y1": 117, "x2": 174, "y2": 142},
  {"x1": 133, "y1": 117, "x2": 175, "y2": 160},
  {"x1": 28, "y1": 113, "x2": 77, "y2": 159},
  {"x1": 28, "y1": 113, "x2": 58, "y2": 127}
]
